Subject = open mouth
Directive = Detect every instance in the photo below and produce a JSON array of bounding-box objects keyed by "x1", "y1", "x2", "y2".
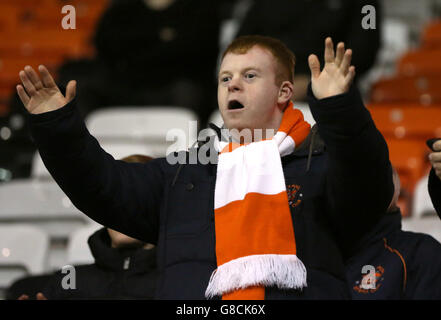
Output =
[{"x1": 228, "y1": 100, "x2": 245, "y2": 110}]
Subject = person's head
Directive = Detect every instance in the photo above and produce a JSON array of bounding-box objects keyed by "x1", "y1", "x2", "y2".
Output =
[
  {"x1": 107, "y1": 154, "x2": 155, "y2": 250},
  {"x1": 387, "y1": 166, "x2": 401, "y2": 212},
  {"x1": 218, "y1": 35, "x2": 296, "y2": 139},
  {"x1": 107, "y1": 228, "x2": 154, "y2": 249}
]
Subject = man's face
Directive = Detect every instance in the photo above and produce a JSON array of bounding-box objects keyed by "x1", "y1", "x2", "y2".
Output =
[{"x1": 217, "y1": 46, "x2": 283, "y2": 133}]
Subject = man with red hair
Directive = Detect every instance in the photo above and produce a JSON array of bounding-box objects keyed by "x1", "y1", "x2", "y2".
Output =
[{"x1": 17, "y1": 35, "x2": 393, "y2": 299}]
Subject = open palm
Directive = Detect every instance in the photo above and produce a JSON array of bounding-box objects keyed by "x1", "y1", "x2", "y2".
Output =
[
  {"x1": 17, "y1": 65, "x2": 76, "y2": 114},
  {"x1": 308, "y1": 37, "x2": 355, "y2": 100}
]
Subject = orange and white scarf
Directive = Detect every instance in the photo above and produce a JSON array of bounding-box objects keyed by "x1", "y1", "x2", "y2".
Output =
[{"x1": 206, "y1": 101, "x2": 311, "y2": 300}]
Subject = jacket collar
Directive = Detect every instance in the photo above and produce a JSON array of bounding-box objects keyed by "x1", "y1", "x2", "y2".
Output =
[
  {"x1": 348, "y1": 209, "x2": 403, "y2": 259},
  {"x1": 88, "y1": 228, "x2": 157, "y2": 272}
]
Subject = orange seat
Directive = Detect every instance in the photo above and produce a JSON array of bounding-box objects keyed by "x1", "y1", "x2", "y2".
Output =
[
  {"x1": 368, "y1": 104, "x2": 441, "y2": 140},
  {"x1": 0, "y1": 5, "x2": 20, "y2": 31},
  {"x1": 0, "y1": 102, "x2": 9, "y2": 116},
  {"x1": 397, "y1": 49, "x2": 441, "y2": 76},
  {"x1": 0, "y1": 0, "x2": 109, "y2": 33},
  {"x1": 386, "y1": 138, "x2": 430, "y2": 196},
  {"x1": 0, "y1": 30, "x2": 94, "y2": 59},
  {"x1": 0, "y1": 56, "x2": 61, "y2": 94},
  {"x1": 370, "y1": 74, "x2": 441, "y2": 105},
  {"x1": 422, "y1": 19, "x2": 441, "y2": 49}
]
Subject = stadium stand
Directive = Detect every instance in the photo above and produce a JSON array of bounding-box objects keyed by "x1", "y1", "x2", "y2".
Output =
[
  {"x1": 1, "y1": 0, "x2": 441, "y2": 299},
  {"x1": 412, "y1": 174, "x2": 439, "y2": 218},
  {"x1": 85, "y1": 107, "x2": 199, "y2": 157},
  {"x1": 66, "y1": 223, "x2": 102, "y2": 266},
  {"x1": 0, "y1": 224, "x2": 49, "y2": 298}
]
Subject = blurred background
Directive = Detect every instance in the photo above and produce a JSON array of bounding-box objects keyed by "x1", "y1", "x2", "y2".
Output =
[{"x1": 0, "y1": 0, "x2": 441, "y2": 299}]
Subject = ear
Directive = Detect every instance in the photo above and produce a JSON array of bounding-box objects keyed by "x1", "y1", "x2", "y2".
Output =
[{"x1": 278, "y1": 81, "x2": 293, "y2": 105}]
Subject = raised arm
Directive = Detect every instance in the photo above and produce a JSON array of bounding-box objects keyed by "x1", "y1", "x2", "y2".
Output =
[
  {"x1": 428, "y1": 140, "x2": 441, "y2": 218},
  {"x1": 17, "y1": 66, "x2": 164, "y2": 244},
  {"x1": 307, "y1": 38, "x2": 394, "y2": 258}
]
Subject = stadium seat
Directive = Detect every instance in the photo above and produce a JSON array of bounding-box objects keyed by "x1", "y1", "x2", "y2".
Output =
[
  {"x1": 0, "y1": 179, "x2": 94, "y2": 239},
  {"x1": 370, "y1": 74, "x2": 441, "y2": 105},
  {"x1": 31, "y1": 143, "x2": 155, "y2": 180},
  {"x1": 421, "y1": 19, "x2": 441, "y2": 49},
  {"x1": 85, "y1": 107, "x2": 199, "y2": 157},
  {"x1": 66, "y1": 223, "x2": 102, "y2": 266},
  {"x1": 412, "y1": 174, "x2": 438, "y2": 218},
  {"x1": 386, "y1": 138, "x2": 430, "y2": 195},
  {"x1": 0, "y1": 56, "x2": 60, "y2": 89},
  {"x1": 397, "y1": 49, "x2": 441, "y2": 76},
  {"x1": 401, "y1": 216, "x2": 441, "y2": 243},
  {"x1": 0, "y1": 224, "x2": 49, "y2": 290},
  {"x1": 0, "y1": 30, "x2": 93, "y2": 60},
  {"x1": 368, "y1": 104, "x2": 441, "y2": 140}
]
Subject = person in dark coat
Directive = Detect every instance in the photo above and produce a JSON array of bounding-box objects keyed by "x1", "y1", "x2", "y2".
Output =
[
  {"x1": 6, "y1": 154, "x2": 158, "y2": 300},
  {"x1": 235, "y1": 0, "x2": 381, "y2": 101},
  {"x1": 41, "y1": 227, "x2": 158, "y2": 300},
  {"x1": 66, "y1": 0, "x2": 223, "y2": 125},
  {"x1": 428, "y1": 139, "x2": 441, "y2": 218},
  {"x1": 7, "y1": 227, "x2": 158, "y2": 300},
  {"x1": 346, "y1": 169, "x2": 441, "y2": 299},
  {"x1": 16, "y1": 35, "x2": 393, "y2": 299}
]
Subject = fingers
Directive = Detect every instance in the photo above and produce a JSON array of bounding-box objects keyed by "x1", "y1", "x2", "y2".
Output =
[
  {"x1": 308, "y1": 54, "x2": 321, "y2": 79},
  {"x1": 24, "y1": 66, "x2": 44, "y2": 90},
  {"x1": 335, "y1": 42, "x2": 345, "y2": 67},
  {"x1": 433, "y1": 140, "x2": 441, "y2": 152},
  {"x1": 36, "y1": 292, "x2": 47, "y2": 300},
  {"x1": 429, "y1": 151, "x2": 441, "y2": 162},
  {"x1": 65, "y1": 80, "x2": 77, "y2": 101},
  {"x1": 38, "y1": 65, "x2": 57, "y2": 88},
  {"x1": 19, "y1": 70, "x2": 36, "y2": 96},
  {"x1": 17, "y1": 294, "x2": 29, "y2": 300},
  {"x1": 340, "y1": 49, "x2": 353, "y2": 75},
  {"x1": 344, "y1": 66, "x2": 356, "y2": 86},
  {"x1": 324, "y1": 37, "x2": 335, "y2": 63},
  {"x1": 16, "y1": 84, "x2": 30, "y2": 106}
]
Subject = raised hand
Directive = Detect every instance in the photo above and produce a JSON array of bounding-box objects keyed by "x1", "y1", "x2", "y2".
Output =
[
  {"x1": 429, "y1": 140, "x2": 441, "y2": 180},
  {"x1": 308, "y1": 37, "x2": 356, "y2": 100},
  {"x1": 17, "y1": 65, "x2": 76, "y2": 114}
]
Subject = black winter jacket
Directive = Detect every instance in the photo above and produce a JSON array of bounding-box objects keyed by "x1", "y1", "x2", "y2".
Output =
[
  {"x1": 42, "y1": 228, "x2": 158, "y2": 299},
  {"x1": 346, "y1": 209, "x2": 441, "y2": 299},
  {"x1": 429, "y1": 168, "x2": 441, "y2": 219},
  {"x1": 28, "y1": 85, "x2": 393, "y2": 299}
]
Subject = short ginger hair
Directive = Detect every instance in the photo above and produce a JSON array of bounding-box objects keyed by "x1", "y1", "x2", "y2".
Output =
[{"x1": 222, "y1": 35, "x2": 296, "y2": 86}]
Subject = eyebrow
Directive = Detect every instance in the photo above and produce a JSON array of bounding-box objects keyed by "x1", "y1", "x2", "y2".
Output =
[{"x1": 218, "y1": 67, "x2": 262, "y2": 78}]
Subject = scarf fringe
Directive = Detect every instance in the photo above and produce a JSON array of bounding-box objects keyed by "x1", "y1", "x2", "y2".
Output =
[{"x1": 205, "y1": 254, "x2": 307, "y2": 299}]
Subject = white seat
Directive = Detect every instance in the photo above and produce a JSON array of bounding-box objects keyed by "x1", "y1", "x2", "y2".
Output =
[
  {"x1": 66, "y1": 223, "x2": 102, "y2": 266},
  {"x1": 401, "y1": 216, "x2": 441, "y2": 243},
  {"x1": 31, "y1": 143, "x2": 156, "y2": 180},
  {"x1": 85, "y1": 107, "x2": 199, "y2": 157},
  {"x1": 31, "y1": 152, "x2": 51, "y2": 180},
  {"x1": 0, "y1": 224, "x2": 49, "y2": 289},
  {"x1": 0, "y1": 179, "x2": 94, "y2": 239},
  {"x1": 412, "y1": 174, "x2": 437, "y2": 218}
]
